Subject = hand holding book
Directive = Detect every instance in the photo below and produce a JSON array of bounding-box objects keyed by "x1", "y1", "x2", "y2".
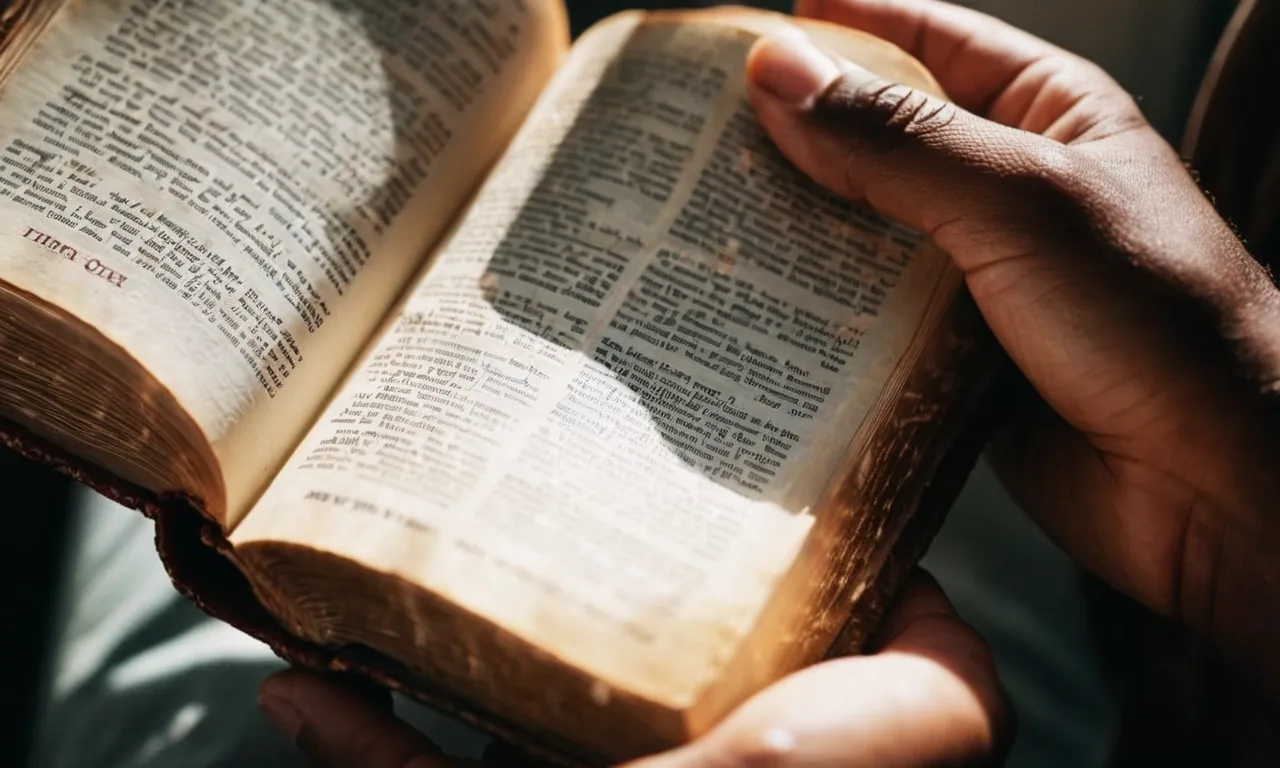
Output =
[
  {"x1": 764, "y1": 0, "x2": 1280, "y2": 714},
  {"x1": 5, "y1": 0, "x2": 1278, "y2": 762},
  {"x1": 0, "y1": 0, "x2": 993, "y2": 761},
  {"x1": 253, "y1": 0, "x2": 1280, "y2": 765}
]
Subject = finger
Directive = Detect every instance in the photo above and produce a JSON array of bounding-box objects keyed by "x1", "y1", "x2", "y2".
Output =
[
  {"x1": 626, "y1": 570, "x2": 1009, "y2": 768},
  {"x1": 797, "y1": 0, "x2": 1061, "y2": 119},
  {"x1": 867, "y1": 567, "x2": 967, "y2": 651},
  {"x1": 745, "y1": 31, "x2": 1238, "y2": 454},
  {"x1": 746, "y1": 33, "x2": 1077, "y2": 269},
  {"x1": 794, "y1": 0, "x2": 1127, "y2": 130},
  {"x1": 259, "y1": 669, "x2": 466, "y2": 768}
]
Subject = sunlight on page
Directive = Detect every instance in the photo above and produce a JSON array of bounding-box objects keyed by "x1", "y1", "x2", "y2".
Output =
[
  {"x1": 236, "y1": 14, "x2": 952, "y2": 705},
  {"x1": 0, "y1": 0, "x2": 563, "y2": 522}
]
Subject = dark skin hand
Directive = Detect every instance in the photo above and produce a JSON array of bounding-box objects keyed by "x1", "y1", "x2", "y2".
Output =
[{"x1": 258, "y1": 1, "x2": 1280, "y2": 764}]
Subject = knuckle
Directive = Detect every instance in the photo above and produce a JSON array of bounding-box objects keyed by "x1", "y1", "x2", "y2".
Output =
[
  {"x1": 1008, "y1": 140, "x2": 1082, "y2": 195},
  {"x1": 1075, "y1": 58, "x2": 1134, "y2": 104},
  {"x1": 1042, "y1": 150, "x2": 1157, "y2": 252},
  {"x1": 1065, "y1": 90, "x2": 1149, "y2": 143},
  {"x1": 998, "y1": 142, "x2": 1119, "y2": 236},
  {"x1": 816, "y1": 75, "x2": 959, "y2": 155}
]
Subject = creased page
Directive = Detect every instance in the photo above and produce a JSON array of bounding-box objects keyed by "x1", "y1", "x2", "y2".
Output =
[
  {"x1": 0, "y1": 0, "x2": 567, "y2": 522},
  {"x1": 235, "y1": 13, "x2": 953, "y2": 705}
]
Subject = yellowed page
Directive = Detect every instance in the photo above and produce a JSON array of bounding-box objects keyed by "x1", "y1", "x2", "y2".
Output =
[
  {"x1": 0, "y1": 0, "x2": 568, "y2": 523},
  {"x1": 234, "y1": 11, "x2": 955, "y2": 706}
]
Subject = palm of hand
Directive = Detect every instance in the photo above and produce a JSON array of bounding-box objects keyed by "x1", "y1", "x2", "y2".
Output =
[{"x1": 950, "y1": 36, "x2": 1280, "y2": 641}]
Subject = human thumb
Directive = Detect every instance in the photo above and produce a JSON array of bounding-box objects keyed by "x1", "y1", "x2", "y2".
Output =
[{"x1": 745, "y1": 31, "x2": 1076, "y2": 268}]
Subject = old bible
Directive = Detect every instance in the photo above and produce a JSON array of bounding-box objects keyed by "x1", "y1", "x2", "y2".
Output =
[{"x1": 0, "y1": 0, "x2": 998, "y2": 764}]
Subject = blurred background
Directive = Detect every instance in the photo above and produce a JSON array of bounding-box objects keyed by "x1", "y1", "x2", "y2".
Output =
[{"x1": 3, "y1": 0, "x2": 1242, "y2": 766}]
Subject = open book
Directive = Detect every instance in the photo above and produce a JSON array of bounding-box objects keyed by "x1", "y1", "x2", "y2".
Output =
[{"x1": 0, "y1": 0, "x2": 998, "y2": 763}]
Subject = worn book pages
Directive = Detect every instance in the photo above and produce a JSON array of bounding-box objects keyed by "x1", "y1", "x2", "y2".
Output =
[
  {"x1": 0, "y1": 0, "x2": 568, "y2": 525},
  {"x1": 231, "y1": 9, "x2": 961, "y2": 759}
]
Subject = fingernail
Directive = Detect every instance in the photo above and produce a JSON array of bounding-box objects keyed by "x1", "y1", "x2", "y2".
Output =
[
  {"x1": 748, "y1": 32, "x2": 842, "y2": 106},
  {"x1": 258, "y1": 693, "x2": 305, "y2": 742}
]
